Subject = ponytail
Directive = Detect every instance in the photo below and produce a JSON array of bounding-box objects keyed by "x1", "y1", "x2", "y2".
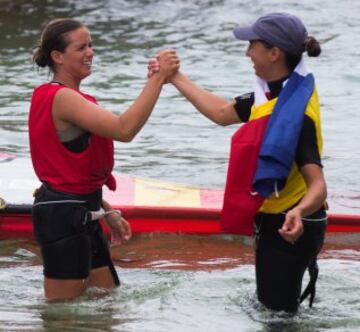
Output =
[{"x1": 304, "y1": 36, "x2": 321, "y2": 57}]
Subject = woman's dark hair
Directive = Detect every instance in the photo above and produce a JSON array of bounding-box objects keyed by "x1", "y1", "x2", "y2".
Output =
[
  {"x1": 304, "y1": 36, "x2": 321, "y2": 57},
  {"x1": 284, "y1": 36, "x2": 321, "y2": 71},
  {"x1": 32, "y1": 18, "x2": 84, "y2": 71},
  {"x1": 260, "y1": 36, "x2": 321, "y2": 72}
]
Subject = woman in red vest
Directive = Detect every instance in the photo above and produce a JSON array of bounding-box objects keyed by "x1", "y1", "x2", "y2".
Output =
[
  {"x1": 149, "y1": 13, "x2": 327, "y2": 313},
  {"x1": 29, "y1": 18, "x2": 179, "y2": 301}
]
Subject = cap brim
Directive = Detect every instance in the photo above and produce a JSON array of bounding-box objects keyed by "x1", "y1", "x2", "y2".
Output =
[{"x1": 233, "y1": 25, "x2": 260, "y2": 41}]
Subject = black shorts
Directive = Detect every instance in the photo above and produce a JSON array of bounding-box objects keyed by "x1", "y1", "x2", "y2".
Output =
[
  {"x1": 32, "y1": 184, "x2": 119, "y2": 285},
  {"x1": 255, "y1": 210, "x2": 327, "y2": 313}
]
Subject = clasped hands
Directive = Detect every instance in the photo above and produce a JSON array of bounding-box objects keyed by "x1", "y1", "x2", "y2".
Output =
[{"x1": 147, "y1": 49, "x2": 180, "y2": 82}]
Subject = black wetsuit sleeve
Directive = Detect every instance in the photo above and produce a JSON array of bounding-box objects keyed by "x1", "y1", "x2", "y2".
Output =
[
  {"x1": 295, "y1": 115, "x2": 322, "y2": 168},
  {"x1": 233, "y1": 92, "x2": 254, "y2": 123}
]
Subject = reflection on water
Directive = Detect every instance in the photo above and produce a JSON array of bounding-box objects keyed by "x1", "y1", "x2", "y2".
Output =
[
  {"x1": 0, "y1": 234, "x2": 360, "y2": 331},
  {"x1": 112, "y1": 233, "x2": 254, "y2": 270}
]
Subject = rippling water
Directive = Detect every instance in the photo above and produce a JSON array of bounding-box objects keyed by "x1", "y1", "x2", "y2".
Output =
[
  {"x1": 1, "y1": 0, "x2": 360, "y2": 331},
  {"x1": 1, "y1": 234, "x2": 360, "y2": 331},
  {"x1": 1, "y1": 0, "x2": 359, "y2": 192}
]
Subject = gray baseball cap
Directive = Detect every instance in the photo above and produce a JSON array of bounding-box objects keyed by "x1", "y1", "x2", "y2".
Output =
[{"x1": 233, "y1": 13, "x2": 308, "y2": 55}]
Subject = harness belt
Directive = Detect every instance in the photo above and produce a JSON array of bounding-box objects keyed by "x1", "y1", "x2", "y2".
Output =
[
  {"x1": 33, "y1": 183, "x2": 122, "y2": 225},
  {"x1": 33, "y1": 189, "x2": 122, "y2": 225},
  {"x1": 86, "y1": 208, "x2": 122, "y2": 223}
]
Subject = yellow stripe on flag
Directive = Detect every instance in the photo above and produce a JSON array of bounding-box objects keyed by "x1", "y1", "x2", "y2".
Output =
[
  {"x1": 134, "y1": 177, "x2": 201, "y2": 207},
  {"x1": 0, "y1": 197, "x2": 6, "y2": 210}
]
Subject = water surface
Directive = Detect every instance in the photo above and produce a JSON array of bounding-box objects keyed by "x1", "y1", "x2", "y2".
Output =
[
  {"x1": 0, "y1": 234, "x2": 360, "y2": 332},
  {"x1": 0, "y1": 0, "x2": 359, "y2": 331}
]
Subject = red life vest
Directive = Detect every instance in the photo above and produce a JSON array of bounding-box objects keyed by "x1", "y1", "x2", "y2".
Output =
[
  {"x1": 220, "y1": 115, "x2": 269, "y2": 235},
  {"x1": 29, "y1": 83, "x2": 116, "y2": 195}
]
